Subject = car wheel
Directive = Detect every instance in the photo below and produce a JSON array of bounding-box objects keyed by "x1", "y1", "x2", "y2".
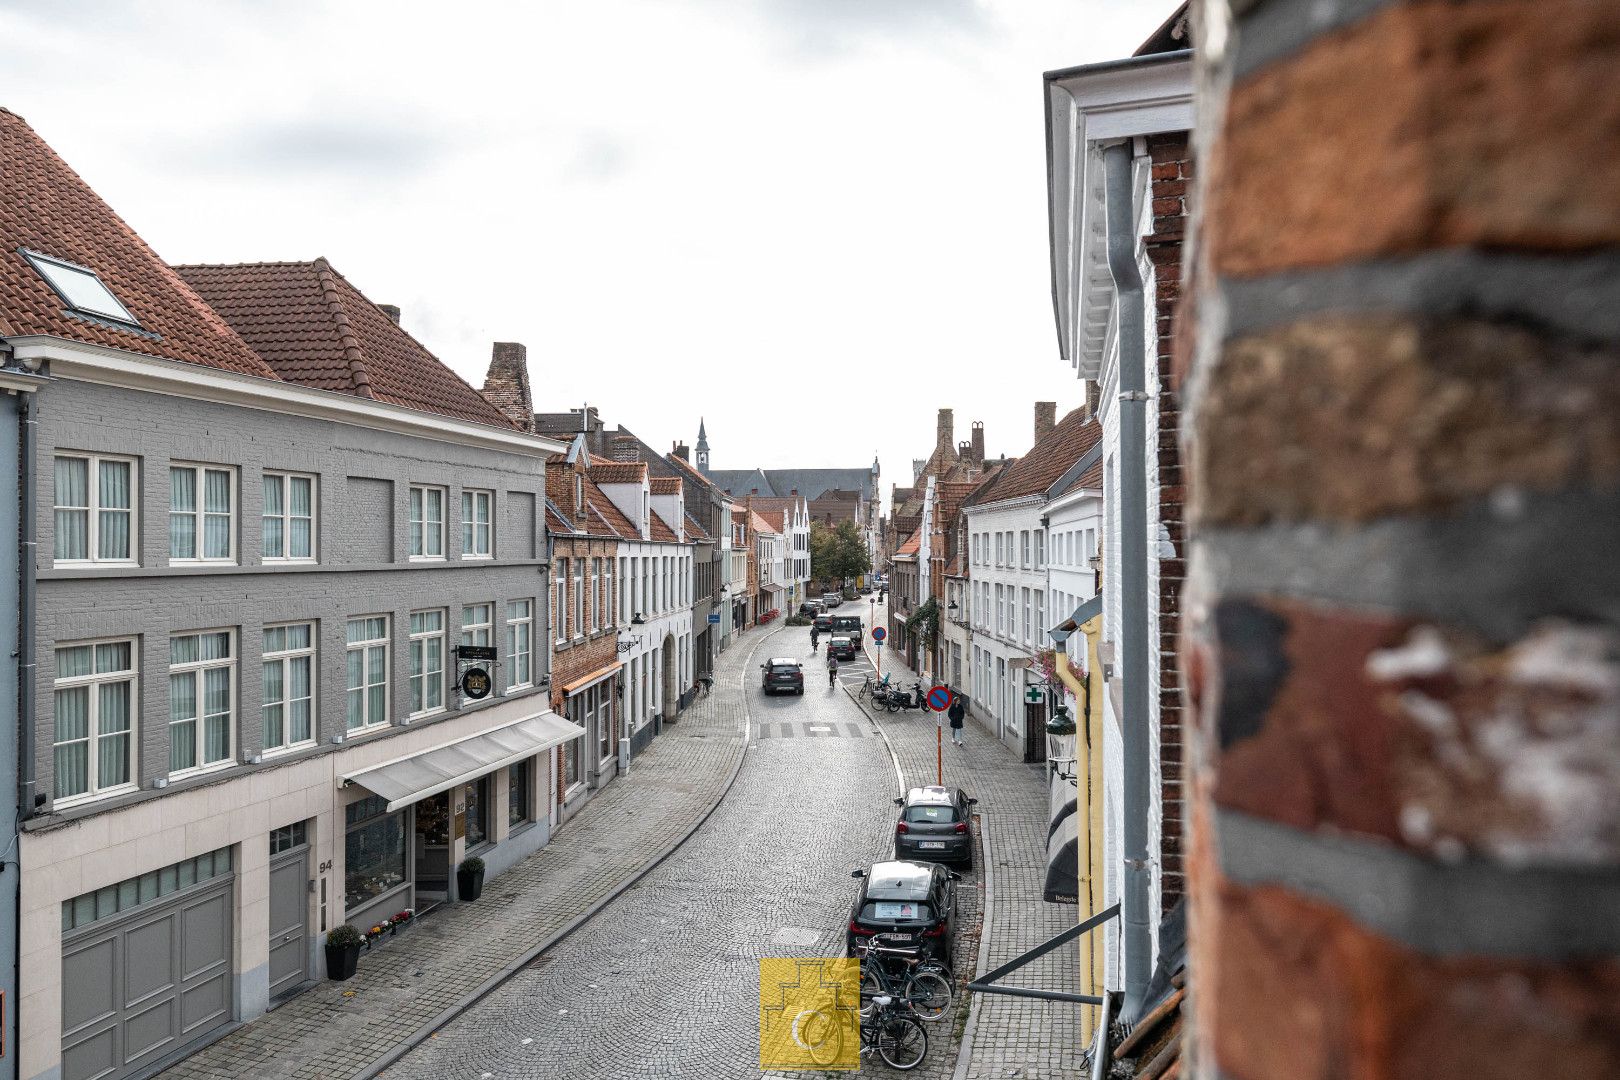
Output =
[{"x1": 797, "y1": 687, "x2": 804, "y2": 696}]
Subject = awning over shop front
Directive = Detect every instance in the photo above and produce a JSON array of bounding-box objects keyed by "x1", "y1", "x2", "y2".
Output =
[
  {"x1": 342, "y1": 708, "x2": 586, "y2": 812},
  {"x1": 560, "y1": 661, "x2": 621, "y2": 696}
]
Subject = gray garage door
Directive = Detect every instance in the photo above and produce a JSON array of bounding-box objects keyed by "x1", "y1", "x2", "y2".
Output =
[{"x1": 61, "y1": 858, "x2": 233, "y2": 1080}]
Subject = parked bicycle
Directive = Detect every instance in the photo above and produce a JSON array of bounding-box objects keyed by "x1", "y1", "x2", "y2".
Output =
[
  {"x1": 796, "y1": 989, "x2": 928, "y2": 1071},
  {"x1": 879, "y1": 680, "x2": 927, "y2": 713},
  {"x1": 856, "y1": 934, "x2": 953, "y2": 1021}
]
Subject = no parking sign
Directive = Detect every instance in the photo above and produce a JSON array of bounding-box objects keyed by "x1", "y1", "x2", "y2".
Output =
[
  {"x1": 926, "y1": 685, "x2": 953, "y2": 712},
  {"x1": 872, "y1": 627, "x2": 886, "y2": 643}
]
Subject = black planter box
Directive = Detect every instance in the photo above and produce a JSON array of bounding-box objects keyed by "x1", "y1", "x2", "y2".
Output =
[
  {"x1": 325, "y1": 942, "x2": 360, "y2": 981},
  {"x1": 457, "y1": 866, "x2": 485, "y2": 901}
]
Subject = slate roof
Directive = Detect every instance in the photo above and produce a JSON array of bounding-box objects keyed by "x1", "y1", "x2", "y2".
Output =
[
  {"x1": 0, "y1": 108, "x2": 279, "y2": 379},
  {"x1": 179, "y1": 259, "x2": 519, "y2": 428},
  {"x1": 967, "y1": 408, "x2": 1101, "y2": 507},
  {"x1": 705, "y1": 467, "x2": 873, "y2": 501},
  {"x1": 684, "y1": 510, "x2": 711, "y2": 541}
]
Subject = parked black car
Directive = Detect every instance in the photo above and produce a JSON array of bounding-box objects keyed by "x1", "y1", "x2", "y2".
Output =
[
  {"x1": 846, "y1": 861, "x2": 959, "y2": 968},
  {"x1": 760, "y1": 658, "x2": 804, "y2": 695},
  {"x1": 812, "y1": 614, "x2": 834, "y2": 635},
  {"x1": 893, "y1": 786, "x2": 976, "y2": 869},
  {"x1": 827, "y1": 635, "x2": 858, "y2": 661},
  {"x1": 797, "y1": 601, "x2": 824, "y2": 617}
]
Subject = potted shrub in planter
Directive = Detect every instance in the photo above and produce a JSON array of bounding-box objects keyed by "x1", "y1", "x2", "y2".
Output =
[
  {"x1": 457, "y1": 856, "x2": 486, "y2": 901},
  {"x1": 325, "y1": 924, "x2": 362, "y2": 981}
]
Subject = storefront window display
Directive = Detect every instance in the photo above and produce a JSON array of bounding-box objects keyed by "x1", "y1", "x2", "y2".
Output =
[{"x1": 345, "y1": 794, "x2": 406, "y2": 910}]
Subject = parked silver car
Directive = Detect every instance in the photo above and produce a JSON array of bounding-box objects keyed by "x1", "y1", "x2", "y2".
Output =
[{"x1": 892, "y1": 786, "x2": 976, "y2": 869}]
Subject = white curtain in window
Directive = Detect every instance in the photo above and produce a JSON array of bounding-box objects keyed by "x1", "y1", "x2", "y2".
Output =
[
  {"x1": 98, "y1": 681, "x2": 130, "y2": 785},
  {"x1": 55, "y1": 458, "x2": 89, "y2": 560},
  {"x1": 170, "y1": 468, "x2": 197, "y2": 558},
  {"x1": 99, "y1": 460, "x2": 131, "y2": 559},
  {"x1": 170, "y1": 673, "x2": 197, "y2": 772},
  {"x1": 289, "y1": 656, "x2": 312, "y2": 742},
  {"x1": 54, "y1": 686, "x2": 90, "y2": 796},
  {"x1": 262, "y1": 474, "x2": 284, "y2": 556},
  {"x1": 289, "y1": 477, "x2": 312, "y2": 557},
  {"x1": 203, "y1": 667, "x2": 231, "y2": 762},
  {"x1": 263, "y1": 662, "x2": 285, "y2": 747},
  {"x1": 204, "y1": 471, "x2": 231, "y2": 558}
]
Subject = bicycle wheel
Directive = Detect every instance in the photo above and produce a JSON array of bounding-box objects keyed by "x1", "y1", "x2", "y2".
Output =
[
  {"x1": 859, "y1": 966, "x2": 883, "y2": 1020},
  {"x1": 795, "y1": 1008, "x2": 844, "y2": 1067},
  {"x1": 906, "y1": 969, "x2": 952, "y2": 1021},
  {"x1": 876, "y1": 1014, "x2": 928, "y2": 1070}
]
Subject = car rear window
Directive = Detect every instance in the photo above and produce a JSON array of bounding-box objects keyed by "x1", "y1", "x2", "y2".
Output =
[
  {"x1": 861, "y1": 900, "x2": 932, "y2": 923},
  {"x1": 768, "y1": 663, "x2": 800, "y2": 674},
  {"x1": 903, "y1": 804, "x2": 959, "y2": 824}
]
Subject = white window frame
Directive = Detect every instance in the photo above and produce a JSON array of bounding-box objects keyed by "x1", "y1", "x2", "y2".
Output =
[
  {"x1": 506, "y1": 599, "x2": 534, "y2": 690},
  {"x1": 262, "y1": 472, "x2": 317, "y2": 563},
  {"x1": 168, "y1": 629, "x2": 236, "y2": 777},
  {"x1": 590, "y1": 558, "x2": 601, "y2": 633},
  {"x1": 408, "y1": 609, "x2": 447, "y2": 719},
  {"x1": 462, "y1": 488, "x2": 493, "y2": 559},
  {"x1": 51, "y1": 637, "x2": 139, "y2": 804},
  {"x1": 346, "y1": 615, "x2": 391, "y2": 733},
  {"x1": 604, "y1": 558, "x2": 615, "y2": 629},
  {"x1": 262, "y1": 622, "x2": 316, "y2": 755},
  {"x1": 994, "y1": 532, "x2": 1003, "y2": 567},
  {"x1": 554, "y1": 558, "x2": 568, "y2": 645},
  {"x1": 53, "y1": 452, "x2": 138, "y2": 566},
  {"x1": 168, "y1": 463, "x2": 237, "y2": 565},
  {"x1": 1020, "y1": 531, "x2": 1030, "y2": 570},
  {"x1": 1035, "y1": 530, "x2": 1046, "y2": 569},
  {"x1": 461, "y1": 603, "x2": 494, "y2": 649},
  {"x1": 573, "y1": 558, "x2": 585, "y2": 640},
  {"x1": 409, "y1": 485, "x2": 447, "y2": 560}
]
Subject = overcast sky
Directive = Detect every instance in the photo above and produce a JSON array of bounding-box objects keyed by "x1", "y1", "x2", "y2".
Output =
[{"x1": 5, "y1": 0, "x2": 1165, "y2": 507}]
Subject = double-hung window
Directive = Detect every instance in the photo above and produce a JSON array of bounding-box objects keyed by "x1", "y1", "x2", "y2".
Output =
[
  {"x1": 169, "y1": 631, "x2": 235, "y2": 774},
  {"x1": 462, "y1": 489, "x2": 493, "y2": 558},
  {"x1": 573, "y1": 559, "x2": 585, "y2": 638},
  {"x1": 1020, "y1": 531, "x2": 1030, "y2": 569},
  {"x1": 169, "y1": 464, "x2": 235, "y2": 563},
  {"x1": 589, "y1": 558, "x2": 601, "y2": 632},
  {"x1": 262, "y1": 623, "x2": 315, "y2": 753},
  {"x1": 1022, "y1": 588, "x2": 1032, "y2": 643},
  {"x1": 1035, "y1": 530, "x2": 1045, "y2": 569},
  {"x1": 995, "y1": 584, "x2": 1005, "y2": 635},
  {"x1": 461, "y1": 603, "x2": 493, "y2": 649},
  {"x1": 1035, "y1": 592, "x2": 1046, "y2": 641},
  {"x1": 408, "y1": 610, "x2": 446, "y2": 717},
  {"x1": 53, "y1": 639, "x2": 137, "y2": 801},
  {"x1": 54, "y1": 453, "x2": 136, "y2": 565},
  {"x1": 554, "y1": 559, "x2": 568, "y2": 644},
  {"x1": 263, "y1": 472, "x2": 316, "y2": 561},
  {"x1": 604, "y1": 558, "x2": 615, "y2": 628},
  {"x1": 346, "y1": 616, "x2": 390, "y2": 732},
  {"x1": 409, "y1": 485, "x2": 446, "y2": 559},
  {"x1": 506, "y1": 600, "x2": 533, "y2": 690},
  {"x1": 994, "y1": 533, "x2": 1004, "y2": 567}
]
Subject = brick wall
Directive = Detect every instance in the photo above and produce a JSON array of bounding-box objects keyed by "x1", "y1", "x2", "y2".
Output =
[
  {"x1": 1147, "y1": 130, "x2": 1191, "y2": 909},
  {"x1": 1182, "y1": 2, "x2": 1620, "y2": 1077}
]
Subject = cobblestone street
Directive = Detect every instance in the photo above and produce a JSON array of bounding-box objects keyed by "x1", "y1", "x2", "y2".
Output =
[
  {"x1": 849, "y1": 640, "x2": 1089, "y2": 1080},
  {"x1": 386, "y1": 618, "x2": 981, "y2": 1080}
]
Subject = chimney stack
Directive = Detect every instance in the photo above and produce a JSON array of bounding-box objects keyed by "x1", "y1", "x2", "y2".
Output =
[
  {"x1": 480, "y1": 342, "x2": 533, "y2": 430},
  {"x1": 612, "y1": 436, "x2": 639, "y2": 463},
  {"x1": 1085, "y1": 380, "x2": 1101, "y2": 419},
  {"x1": 378, "y1": 304, "x2": 401, "y2": 324},
  {"x1": 935, "y1": 408, "x2": 954, "y2": 466},
  {"x1": 1035, "y1": 401, "x2": 1057, "y2": 444},
  {"x1": 672, "y1": 442, "x2": 690, "y2": 461},
  {"x1": 970, "y1": 422, "x2": 985, "y2": 465}
]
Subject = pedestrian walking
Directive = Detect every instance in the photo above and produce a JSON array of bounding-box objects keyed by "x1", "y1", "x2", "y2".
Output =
[{"x1": 948, "y1": 693, "x2": 966, "y2": 746}]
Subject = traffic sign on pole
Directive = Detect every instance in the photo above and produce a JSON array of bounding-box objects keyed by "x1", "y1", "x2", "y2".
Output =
[
  {"x1": 872, "y1": 626, "x2": 886, "y2": 643},
  {"x1": 926, "y1": 685, "x2": 953, "y2": 712}
]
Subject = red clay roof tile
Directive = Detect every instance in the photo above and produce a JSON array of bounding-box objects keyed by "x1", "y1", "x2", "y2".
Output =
[
  {"x1": 968, "y1": 408, "x2": 1101, "y2": 506},
  {"x1": 0, "y1": 109, "x2": 279, "y2": 379},
  {"x1": 586, "y1": 463, "x2": 647, "y2": 485},
  {"x1": 177, "y1": 259, "x2": 519, "y2": 428}
]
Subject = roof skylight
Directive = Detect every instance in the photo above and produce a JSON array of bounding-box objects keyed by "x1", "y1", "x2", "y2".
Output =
[{"x1": 24, "y1": 251, "x2": 139, "y2": 326}]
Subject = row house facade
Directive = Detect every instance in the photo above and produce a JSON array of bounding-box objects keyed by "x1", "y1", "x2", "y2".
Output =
[
  {"x1": 2, "y1": 109, "x2": 585, "y2": 1080},
  {"x1": 745, "y1": 496, "x2": 810, "y2": 607},
  {"x1": 1043, "y1": 16, "x2": 1192, "y2": 1037}
]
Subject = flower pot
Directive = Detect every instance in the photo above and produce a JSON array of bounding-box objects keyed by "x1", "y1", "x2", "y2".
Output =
[
  {"x1": 325, "y1": 942, "x2": 361, "y2": 981},
  {"x1": 457, "y1": 865, "x2": 485, "y2": 901}
]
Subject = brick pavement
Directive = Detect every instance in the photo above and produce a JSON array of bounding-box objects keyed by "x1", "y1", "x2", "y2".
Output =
[
  {"x1": 159, "y1": 624, "x2": 765, "y2": 1080},
  {"x1": 852, "y1": 641, "x2": 1087, "y2": 1080}
]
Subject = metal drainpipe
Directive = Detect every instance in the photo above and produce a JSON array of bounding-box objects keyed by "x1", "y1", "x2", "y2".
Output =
[
  {"x1": 17, "y1": 386, "x2": 36, "y2": 823},
  {"x1": 1103, "y1": 140, "x2": 1153, "y2": 1017}
]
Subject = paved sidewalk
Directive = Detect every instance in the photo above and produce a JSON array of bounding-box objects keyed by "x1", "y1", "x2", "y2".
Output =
[
  {"x1": 853, "y1": 642, "x2": 1087, "y2": 1080},
  {"x1": 161, "y1": 626, "x2": 764, "y2": 1080}
]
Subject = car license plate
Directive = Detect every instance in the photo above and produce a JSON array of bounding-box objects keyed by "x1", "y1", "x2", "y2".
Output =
[{"x1": 919, "y1": 841, "x2": 946, "y2": 849}]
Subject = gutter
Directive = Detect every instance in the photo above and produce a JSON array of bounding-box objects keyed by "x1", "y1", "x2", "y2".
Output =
[
  {"x1": 1044, "y1": 48, "x2": 1193, "y2": 85},
  {"x1": 1103, "y1": 140, "x2": 1154, "y2": 1017}
]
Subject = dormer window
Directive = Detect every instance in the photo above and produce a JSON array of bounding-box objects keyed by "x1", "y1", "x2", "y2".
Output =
[{"x1": 24, "y1": 251, "x2": 139, "y2": 327}]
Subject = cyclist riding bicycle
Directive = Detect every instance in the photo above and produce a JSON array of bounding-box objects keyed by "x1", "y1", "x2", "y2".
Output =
[{"x1": 828, "y1": 656, "x2": 839, "y2": 687}]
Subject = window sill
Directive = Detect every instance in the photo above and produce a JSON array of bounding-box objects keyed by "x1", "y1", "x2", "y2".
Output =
[
  {"x1": 407, "y1": 708, "x2": 448, "y2": 724},
  {"x1": 462, "y1": 554, "x2": 493, "y2": 562},
  {"x1": 168, "y1": 559, "x2": 238, "y2": 568},
  {"x1": 508, "y1": 819, "x2": 538, "y2": 839},
  {"x1": 260, "y1": 740, "x2": 318, "y2": 761},
  {"x1": 263, "y1": 557, "x2": 319, "y2": 566},
  {"x1": 50, "y1": 784, "x2": 139, "y2": 811},
  {"x1": 167, "y1": 760, "x2": 236, "y2": 782},
  {"x1": 408, "y1": 556, "x2": 447, "y2": 563},
  {"x1": 343, "y1": 723, "x2": 393, "y2": 740},
  {"x1": 52, "y1": 560, "x2": 139, "y2": 571}
]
